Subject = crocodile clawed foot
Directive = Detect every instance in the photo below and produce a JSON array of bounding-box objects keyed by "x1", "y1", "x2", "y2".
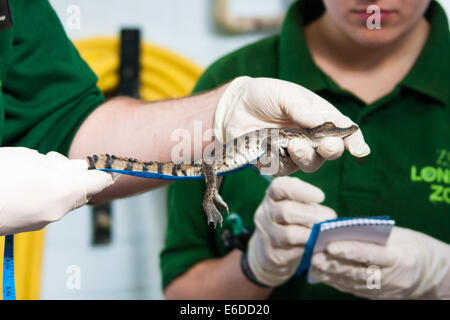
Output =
[
  {"x1": 206, "y1": 203, "x2": 223, "y2": 228},
  {"x1": 203, "y1": 197, "x2": 224, "y2": 228},
  {"x1": 201, "y1": 163, "x2": 226, "y2": 228}
]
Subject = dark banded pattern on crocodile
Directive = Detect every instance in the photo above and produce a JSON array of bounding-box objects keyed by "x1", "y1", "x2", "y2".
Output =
[
  {"x1": 86, "y1": 122, "x2": 359, "y2": 227},
  {"x1": 87, "y1": 154, "x2": 204, "y2": 177}
]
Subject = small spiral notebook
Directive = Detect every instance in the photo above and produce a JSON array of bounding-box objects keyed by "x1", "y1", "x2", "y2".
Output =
[{"x1": 296, "y1": 216, "x2": 395, "y2": 283}]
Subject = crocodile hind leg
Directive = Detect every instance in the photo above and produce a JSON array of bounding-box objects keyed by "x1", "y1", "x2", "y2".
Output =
[
  {"x1": 202, "y1": 162, "x2": 224, "y2": 228},
  {"x1": 213, "y1": 176, "x2": 229, "y2": 213}
]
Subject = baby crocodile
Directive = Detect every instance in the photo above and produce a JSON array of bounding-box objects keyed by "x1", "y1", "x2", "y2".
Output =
[{"x1": 86, "y1": 122, "x2": 358, "y2": 227}]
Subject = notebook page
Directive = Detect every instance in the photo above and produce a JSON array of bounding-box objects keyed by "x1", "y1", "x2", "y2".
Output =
[
  {"x1": 314, "y1": 218, "x2": 395, "y2": 252},
  {"x1": 307, "y1": 218, "x2": 395, "y2": 283},
  {"x1": 296, "y1": 217, "x2": 395, "y2": 282}
]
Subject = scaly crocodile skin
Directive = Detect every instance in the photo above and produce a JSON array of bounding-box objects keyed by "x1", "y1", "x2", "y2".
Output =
[{"x1": 87, "y1": 122, "x2": 358, "y2": 227}]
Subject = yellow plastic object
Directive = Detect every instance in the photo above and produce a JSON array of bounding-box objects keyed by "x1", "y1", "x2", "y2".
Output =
[
  {"x1": 0, "y1": 37, "x2": 202, "y2": 300},
  {"x1": 0, "y1": 231, "x2": 45, "y2": 300},
  {"x1": 73, "y1": 38, "x2": 203, "y2": 100}
]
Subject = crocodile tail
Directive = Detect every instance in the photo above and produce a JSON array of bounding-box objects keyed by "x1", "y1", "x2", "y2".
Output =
[{"x1": 86, "y1": 154, "x2": 203, "y2": 177}]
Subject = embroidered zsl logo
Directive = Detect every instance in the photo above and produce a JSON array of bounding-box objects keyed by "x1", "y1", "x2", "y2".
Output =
[{"x1": 410, "y1": 149, "x2": 450, "y2": 204}]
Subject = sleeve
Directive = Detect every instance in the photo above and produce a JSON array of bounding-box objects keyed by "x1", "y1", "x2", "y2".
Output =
[{"x1": 2, "y1": 0, "x2": 104, "y2": 155}]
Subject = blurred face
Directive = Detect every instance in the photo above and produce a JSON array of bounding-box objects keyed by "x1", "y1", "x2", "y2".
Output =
[{"x1": 322, "y1": 0, "x2": 432, "y2": 46}]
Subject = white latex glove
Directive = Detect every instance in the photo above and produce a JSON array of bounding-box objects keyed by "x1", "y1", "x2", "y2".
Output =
[
  {"x1": 246, "y1": 176, "x2": 337, "y2": 287},
  {"x1": 214, "y1": 76, "x2": 370, "y2": 174},
  {"x1": 310, "y1": 226, "x2": 450, "y2": 299},
  {"x1": 0, "y1": 147, "x2": 118, "y2": 235}
]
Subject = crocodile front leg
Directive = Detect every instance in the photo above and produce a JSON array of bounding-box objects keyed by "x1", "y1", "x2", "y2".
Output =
[
  {"x1": 252, "y1": 136, "x2": 291, "y2": 175},
  {"x1": 277, "y1": 146, "x2": 290, "y2": 171},
  {"x1": 202, "y1": 162, "x2": 224, "y2": 228}
]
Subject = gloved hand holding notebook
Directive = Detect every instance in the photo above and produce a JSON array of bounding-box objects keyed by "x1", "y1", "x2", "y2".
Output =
[{"x1": 310, "y1": 226, "x2": 450, "y2": 299}]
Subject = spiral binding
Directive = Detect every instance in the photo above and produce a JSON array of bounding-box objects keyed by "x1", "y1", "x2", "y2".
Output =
[{"x1": 320, "y1": 218, "x2": 395, "y2": 232}]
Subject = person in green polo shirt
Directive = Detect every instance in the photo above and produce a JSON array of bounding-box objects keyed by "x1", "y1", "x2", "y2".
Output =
[
  {"x1": 0, "y1": 1, "x2": 370, "y2": 235},
  {"x1": 161, "y1": 0, "x2": 450, "y2": 299}
]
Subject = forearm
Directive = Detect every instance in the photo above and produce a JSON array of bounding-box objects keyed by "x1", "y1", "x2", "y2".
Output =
[
  {"x1": 68, "y1": 85, "x2": 227, "y2": 202},
  {"x1": 164, "y1": 250, "x2": 273, "y2": 300}
]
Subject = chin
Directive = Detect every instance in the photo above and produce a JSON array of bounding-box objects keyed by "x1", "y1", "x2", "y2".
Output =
[{"x1": 350, "y1": 27, "x2": 404, "y2": 47}]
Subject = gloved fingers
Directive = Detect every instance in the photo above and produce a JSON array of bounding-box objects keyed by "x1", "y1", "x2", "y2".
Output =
[
  {"x1": 324, "y1": 115, "x2": 369, "y2": 158},
  {"x1": 71, "y1": 170, "x2": 116, "y2": 210},
  {"x1": 311, "y1": 252, "x2": 369, "y2": 282},
  {"x1": 271, "y1": 248, "x2": 305, "y2": 266},
  {"x1": 256, "y1": 239, "x2": 305, "y2": 267},
  {"x1": 258, "y1": 147, "x2": 310, "y2": 176},
  {"x1": 264, "y1": 223, "x2": 311, "y2": 247},
  {"x1": 272, "y1": 155, "x2": 298, "y2": 176},
  {"x1": 45, "y1": 151, "x2": 89, "y2": 172},
  {"x1": 226, "y1": 119, "x2": 269, "y2": 142},
  {"x1": 326, "y1": 241, "x2": 396, "y2": 267},
  {"x1": 67, "y1": 159, "x2": 90, "y2": 171},
  {"x1": 268, "y1": 176, "x2": 325, "y2": 203},
  {"x1": 344, "y1": 130, "x2": 371, "y2": 158},
  {"x1": 277, "y1": 82, "x2": 328, "y2": 128},
  {"x1": 46, "y1": 153, "x2": 120, "y2": 184},
  {"x1": 281, "y1": 98, "x2": 325, "y2": 129},
  {"x1": 45, "y1": 151, "x2": 71, "y2": 169},
  {"x1": 287, "y1": 139, "x2": 325, "y2": 173},
  {"x1": 310, "y1": 265, "x2": 369, "y2": 294},
  {"x1": 255, "y1": 153, "x2": 288, "y2": 176},
  {"x1": 271, "y1": 200, "x2": 337, "y2": 226},
  {"x1": 0, "y1": 146, "x2": 40, "y2": 157},
  {"x1": 287, "y1": 88, "x2": 358, "y2": 136},
  {"x1": 313, "y1": 107, "x2": 370, "y2": 158},
  {"x1": 67, "y1": 158, "x2": 121, "y2": 182},
  {"x1": 310, "y1": 259, "x2": 382, "y2": 300},
  {"x1": 316, "y1": 137, "x2": 345, "y2": 160},
  {"x1": 46, "y1": 151, "x2": 69, "y2": 161}
]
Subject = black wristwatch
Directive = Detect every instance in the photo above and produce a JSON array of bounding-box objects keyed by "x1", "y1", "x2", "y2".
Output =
[{"x1": 240, "y1": 252, "x2": 270, "y2": 288}]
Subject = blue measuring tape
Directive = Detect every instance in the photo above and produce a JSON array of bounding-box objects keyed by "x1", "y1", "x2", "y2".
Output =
[
  {"x1": 2, "y1": 235, "x2": 16, "y2": 300},
  {"x1": 98, "y1": 164, "x2": 252, "y2": 180}
]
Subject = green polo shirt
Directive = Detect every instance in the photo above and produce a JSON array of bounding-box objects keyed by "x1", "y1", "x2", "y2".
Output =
[
  {"x1": 161, "y1": 0, "x2": 450, "y2": 299},
  {"x1": 0, "y1": 0, "x2": 104, "y2": 155}
]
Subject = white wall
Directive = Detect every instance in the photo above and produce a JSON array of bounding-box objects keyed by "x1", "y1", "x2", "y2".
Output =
[
  {"x1": 41, "y1": 0, "x2": 450, "y2": 299},
  {"x1": 50, "y1": 0, "x2": 288, "y2": 66}
]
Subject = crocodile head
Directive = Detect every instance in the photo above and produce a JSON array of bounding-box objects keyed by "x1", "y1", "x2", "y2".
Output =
[
  {"x1": 279, "y1": 122, "x2": 359, "y2": 149},
  {"x1": 306, "y1": 122, "x2": 359, "y2": 140}
]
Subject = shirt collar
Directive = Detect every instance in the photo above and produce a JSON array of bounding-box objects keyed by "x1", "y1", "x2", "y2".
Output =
[
  {"x1": 278, "y1": 0, "x2": 328, "y2": 92},
  {"x1": 401, "y1": 1, "x2": 450, "y2": 106},
  {"x1": 279, "y1": 0, "x2": 450, "y2": 105}
]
